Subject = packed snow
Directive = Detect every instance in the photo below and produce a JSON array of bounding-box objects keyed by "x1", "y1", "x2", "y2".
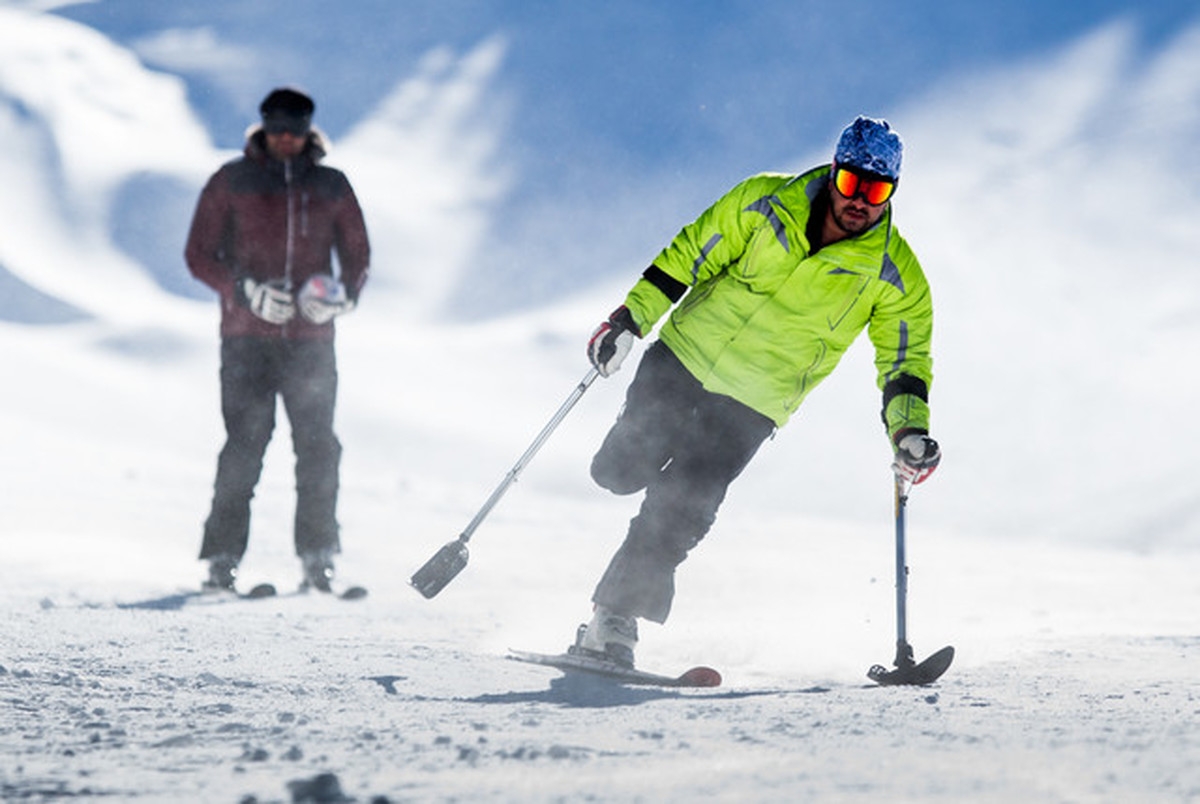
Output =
[{"x1": 2, "y1": 7, "x2": 1199, "y2": 803}]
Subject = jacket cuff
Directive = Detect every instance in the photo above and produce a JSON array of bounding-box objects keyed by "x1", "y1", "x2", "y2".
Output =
[
  {"x1": 883, "y1": 393, "x2": 930, "y2": 445},
  {"x1": 642, "y1": 264, "x2": 688, "y2": 302},
  {"x1": 624, "y1": 276, "x2": 676, "y2": 336}
]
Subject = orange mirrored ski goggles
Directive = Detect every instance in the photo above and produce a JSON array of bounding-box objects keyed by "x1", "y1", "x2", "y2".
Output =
[{"x1": 832, "y1": 165, "x2": 897, "y2": 206}]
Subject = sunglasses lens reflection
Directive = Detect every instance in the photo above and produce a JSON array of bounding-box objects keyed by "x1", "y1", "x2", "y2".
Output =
[
  {"x1": 863, "y1": 180, "x2": 895, "y2": 205},
  {"x1": 834, "y1": 168, "x2": 895, "y2": 205},
  {"x1": 834, "y1": 168, "x2": 860, "y2": 199}
]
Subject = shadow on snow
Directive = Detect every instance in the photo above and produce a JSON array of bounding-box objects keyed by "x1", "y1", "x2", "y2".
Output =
[{"x1": 367, "y1": 673, "x2": 831, "y2": 708}]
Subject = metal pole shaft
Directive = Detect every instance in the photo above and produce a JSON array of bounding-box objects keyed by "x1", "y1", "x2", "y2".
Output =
[
  {"x1": 458, "y1": 368, "x2": 600, "y2": 543},
  {"x1": 894, "y1": 475, "x2": 909, "y2": 647}
]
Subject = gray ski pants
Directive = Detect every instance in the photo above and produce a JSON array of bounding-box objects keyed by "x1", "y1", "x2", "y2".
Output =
[
  {"x1": 590, "y1": 341, "x2": 774, "y2": 623},
  {"x1": 199, "y1": 337, "x2": 342, "y2": 562}
]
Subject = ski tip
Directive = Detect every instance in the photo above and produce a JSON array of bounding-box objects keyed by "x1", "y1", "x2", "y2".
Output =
[{"x1": 680, "y1": 666, "x2": 722, "y2": 687}]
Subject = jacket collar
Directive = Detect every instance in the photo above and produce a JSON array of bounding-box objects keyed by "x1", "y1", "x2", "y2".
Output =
[{"x1": 243, "y1": 124, "x2": 329, "y2": 169}]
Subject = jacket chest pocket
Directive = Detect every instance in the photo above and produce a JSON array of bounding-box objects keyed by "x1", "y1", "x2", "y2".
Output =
[
  {"x1": 774, "y1": 262, "x2": 873, "y2": 336},
  {"x1": 728, "y1": 224, "x2": 801, "y2": 295},
  {"x1": 821, "y1": 272, "x2": 871, "y2": 332}
]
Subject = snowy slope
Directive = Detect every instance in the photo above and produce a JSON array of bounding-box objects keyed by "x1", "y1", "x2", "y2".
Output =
[
  {"x1": 4, "y1": 311, "x2": 1199, "y2": 802},
  {"x1": 2, "y1": 7, "x2": 1199, "y2": 802},
  {"x1": 0, "y1": 7, "x2": 212, "y2": 325}
]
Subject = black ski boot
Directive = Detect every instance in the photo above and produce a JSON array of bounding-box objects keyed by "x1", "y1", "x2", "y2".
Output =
[
  {"x1": 203, "y1": 554, "x2": 239, "y2": 591},
  {"x1": 300, "y1": 549, "x2": 335, "y2": 593}
]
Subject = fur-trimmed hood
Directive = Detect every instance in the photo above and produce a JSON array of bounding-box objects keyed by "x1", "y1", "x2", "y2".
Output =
[{"x1": 242, "y1": 123, "x2": 331, "y2": 165}]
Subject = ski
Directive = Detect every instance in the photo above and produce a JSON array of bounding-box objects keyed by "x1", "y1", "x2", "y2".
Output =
[
  {"x1": 239, "y1": 581, "x2": 368, "y2": 600},
  {"x1": 508, "y1": 648, "x2": 721, "y2": 688},
  {"x1": 194, "y1": 581, "x2": 277, "y2": 601},
  {"x1": 295, "y1": 581, "x2": 369, "y2": 601},
  {"x1": 250, "y1": 583, "x2": 369, "y2": 600},
  {"x1": 242, "y1": 582, "x2": 278, "y2": 598},
  {"x1": 228, "y1": 581, "x2": 369, "y2": 601},
  {"x1": 117, "y1": 581, "x2": 365, "y2": 611},
  {"x1": 323, "y1": 584, "x2": 368, "y2": 601},
  {"x1": 117, "y1": 584, "x2": 275, "y2": 610},
  {"x1": 199, "y1": 581, "x2": 279, "y2": 599},
  {"x1": 295, "y1": 583, "x2": 364, "y2": 602}
]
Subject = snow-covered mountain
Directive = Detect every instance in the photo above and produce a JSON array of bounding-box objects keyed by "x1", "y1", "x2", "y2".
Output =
[{"x1": 0, "y1": 6, "x2": 509, "y2": 324}]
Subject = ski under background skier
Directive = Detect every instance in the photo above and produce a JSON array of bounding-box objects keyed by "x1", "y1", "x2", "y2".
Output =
[
  {"x1": 577, "y1": 116, "x2": 941, "y2": 667},
  {"x1": 185, "y1": 87, "x2": 370, "y2": 593}
]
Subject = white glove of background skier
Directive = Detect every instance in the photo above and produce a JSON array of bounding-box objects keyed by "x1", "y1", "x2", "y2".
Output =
[
  {"x1": 238, "y1": 277, "x2": 295, "y2": 324},
  {"x1": 297, "y1": 274, "x2": 355, "y2": 324},
  {"x1": 587, "y1": 306, "x2": 639, "y2": 377},
  {"x1": 894, "y1": 433, "x2": 941, "y2": 484}
]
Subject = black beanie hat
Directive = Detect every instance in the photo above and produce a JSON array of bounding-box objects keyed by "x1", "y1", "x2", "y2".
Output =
[{"x1": 260, "y1": 87, "x2": 314, "y2": 135}]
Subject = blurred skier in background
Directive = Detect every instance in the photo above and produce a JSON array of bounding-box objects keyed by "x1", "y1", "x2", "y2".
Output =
[
  {"x1": 185, "y1": 87, "x2": 370, "y2": 593},
  {"x1": 577, "y1": 116, "x2": 940, "y2": 667}
]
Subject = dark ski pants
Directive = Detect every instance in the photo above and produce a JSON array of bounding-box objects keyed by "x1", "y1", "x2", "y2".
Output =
[
  {"x1": 590, "y1": 341, "x2": 774, "y2": 623},
  {"x1": 199, "y1": 337, "x2": 342, "y2": 562}
]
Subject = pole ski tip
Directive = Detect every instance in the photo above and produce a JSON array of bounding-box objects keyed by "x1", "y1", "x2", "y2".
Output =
[
  {"x1": 410, "y1": 539, "x2": 469, "y2": 599},
  {"x1": 868, "y1": 645, "x2": 955, "y2": 686}
]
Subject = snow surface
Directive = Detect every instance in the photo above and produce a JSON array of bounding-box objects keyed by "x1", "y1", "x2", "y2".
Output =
[
  {"x1": 2, "y1": 7, "x2": 1200, "y2": 803},
  {"x1": 6, "y1": 311, "x2": 1200, "y2": 803}
]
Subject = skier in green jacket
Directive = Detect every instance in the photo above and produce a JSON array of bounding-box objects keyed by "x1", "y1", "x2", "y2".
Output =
[{"x1": 575, "y1": 116, "x2": 941, "y2": 667}]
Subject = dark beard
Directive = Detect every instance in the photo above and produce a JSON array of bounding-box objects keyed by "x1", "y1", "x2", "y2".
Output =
[{"x1": 831, "y1": 203, "x2": 871, "y2": 234}]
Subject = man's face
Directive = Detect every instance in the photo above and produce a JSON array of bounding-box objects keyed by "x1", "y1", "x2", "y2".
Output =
[
  {"x1": 828, "y1": 179, "x2": 888, "y2": 235},
  {"x1": 827, "y1": 165, "x2": 894, "y2": 236},
  {"x1": 265, "y1": 130, "x2": 306, "y2": 162}
]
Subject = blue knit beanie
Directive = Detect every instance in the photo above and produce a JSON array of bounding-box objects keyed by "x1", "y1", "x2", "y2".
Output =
[{"x1": 834, "y1": 116, "x2": 903, "y2": 180}]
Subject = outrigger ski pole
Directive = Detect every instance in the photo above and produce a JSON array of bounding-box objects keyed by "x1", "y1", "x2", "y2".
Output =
[
  {"x1": 411, "y1": 368, "x2": 601, "y2": 599},
  {"x1": 867, "y1": 470, "x2": 955, "y2": 686}
]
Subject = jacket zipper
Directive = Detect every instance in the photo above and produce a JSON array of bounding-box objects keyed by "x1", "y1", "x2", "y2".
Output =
[{"x1": 283, "y1": 159, "x2": 295, "y2": 335}]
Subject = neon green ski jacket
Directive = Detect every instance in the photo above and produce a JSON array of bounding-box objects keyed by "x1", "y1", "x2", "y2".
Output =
[{"x1": 621, "y1": 165, "x2": 933, "y2": 440}]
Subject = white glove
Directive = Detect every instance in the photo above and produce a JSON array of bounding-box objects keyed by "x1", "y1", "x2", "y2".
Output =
[
  {"x1": 587, "y1": 306, "x2": 639, "y2": 377},
  {"x1": 894, "y1": 433, "x2": 941, "y2": 485},
  {"x1": 239, "y1": 278, "x2": 295, "y2": 324},
  {"x1": 297, "y1": 274, "x2": 355, "y2": 324}
]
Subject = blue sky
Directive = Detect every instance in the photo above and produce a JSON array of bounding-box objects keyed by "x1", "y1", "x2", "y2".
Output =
[
  {"x1": 54, "y1": 1, "x2": 1196, "y2": 163},
  {"x1": 49, "y1": 0, "x2": 1200, "y2": 313}
]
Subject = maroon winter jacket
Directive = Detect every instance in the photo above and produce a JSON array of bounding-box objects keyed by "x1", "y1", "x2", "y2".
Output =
[{"x1": 185, "y1": 127, "x2": 370, "y2": 339}]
